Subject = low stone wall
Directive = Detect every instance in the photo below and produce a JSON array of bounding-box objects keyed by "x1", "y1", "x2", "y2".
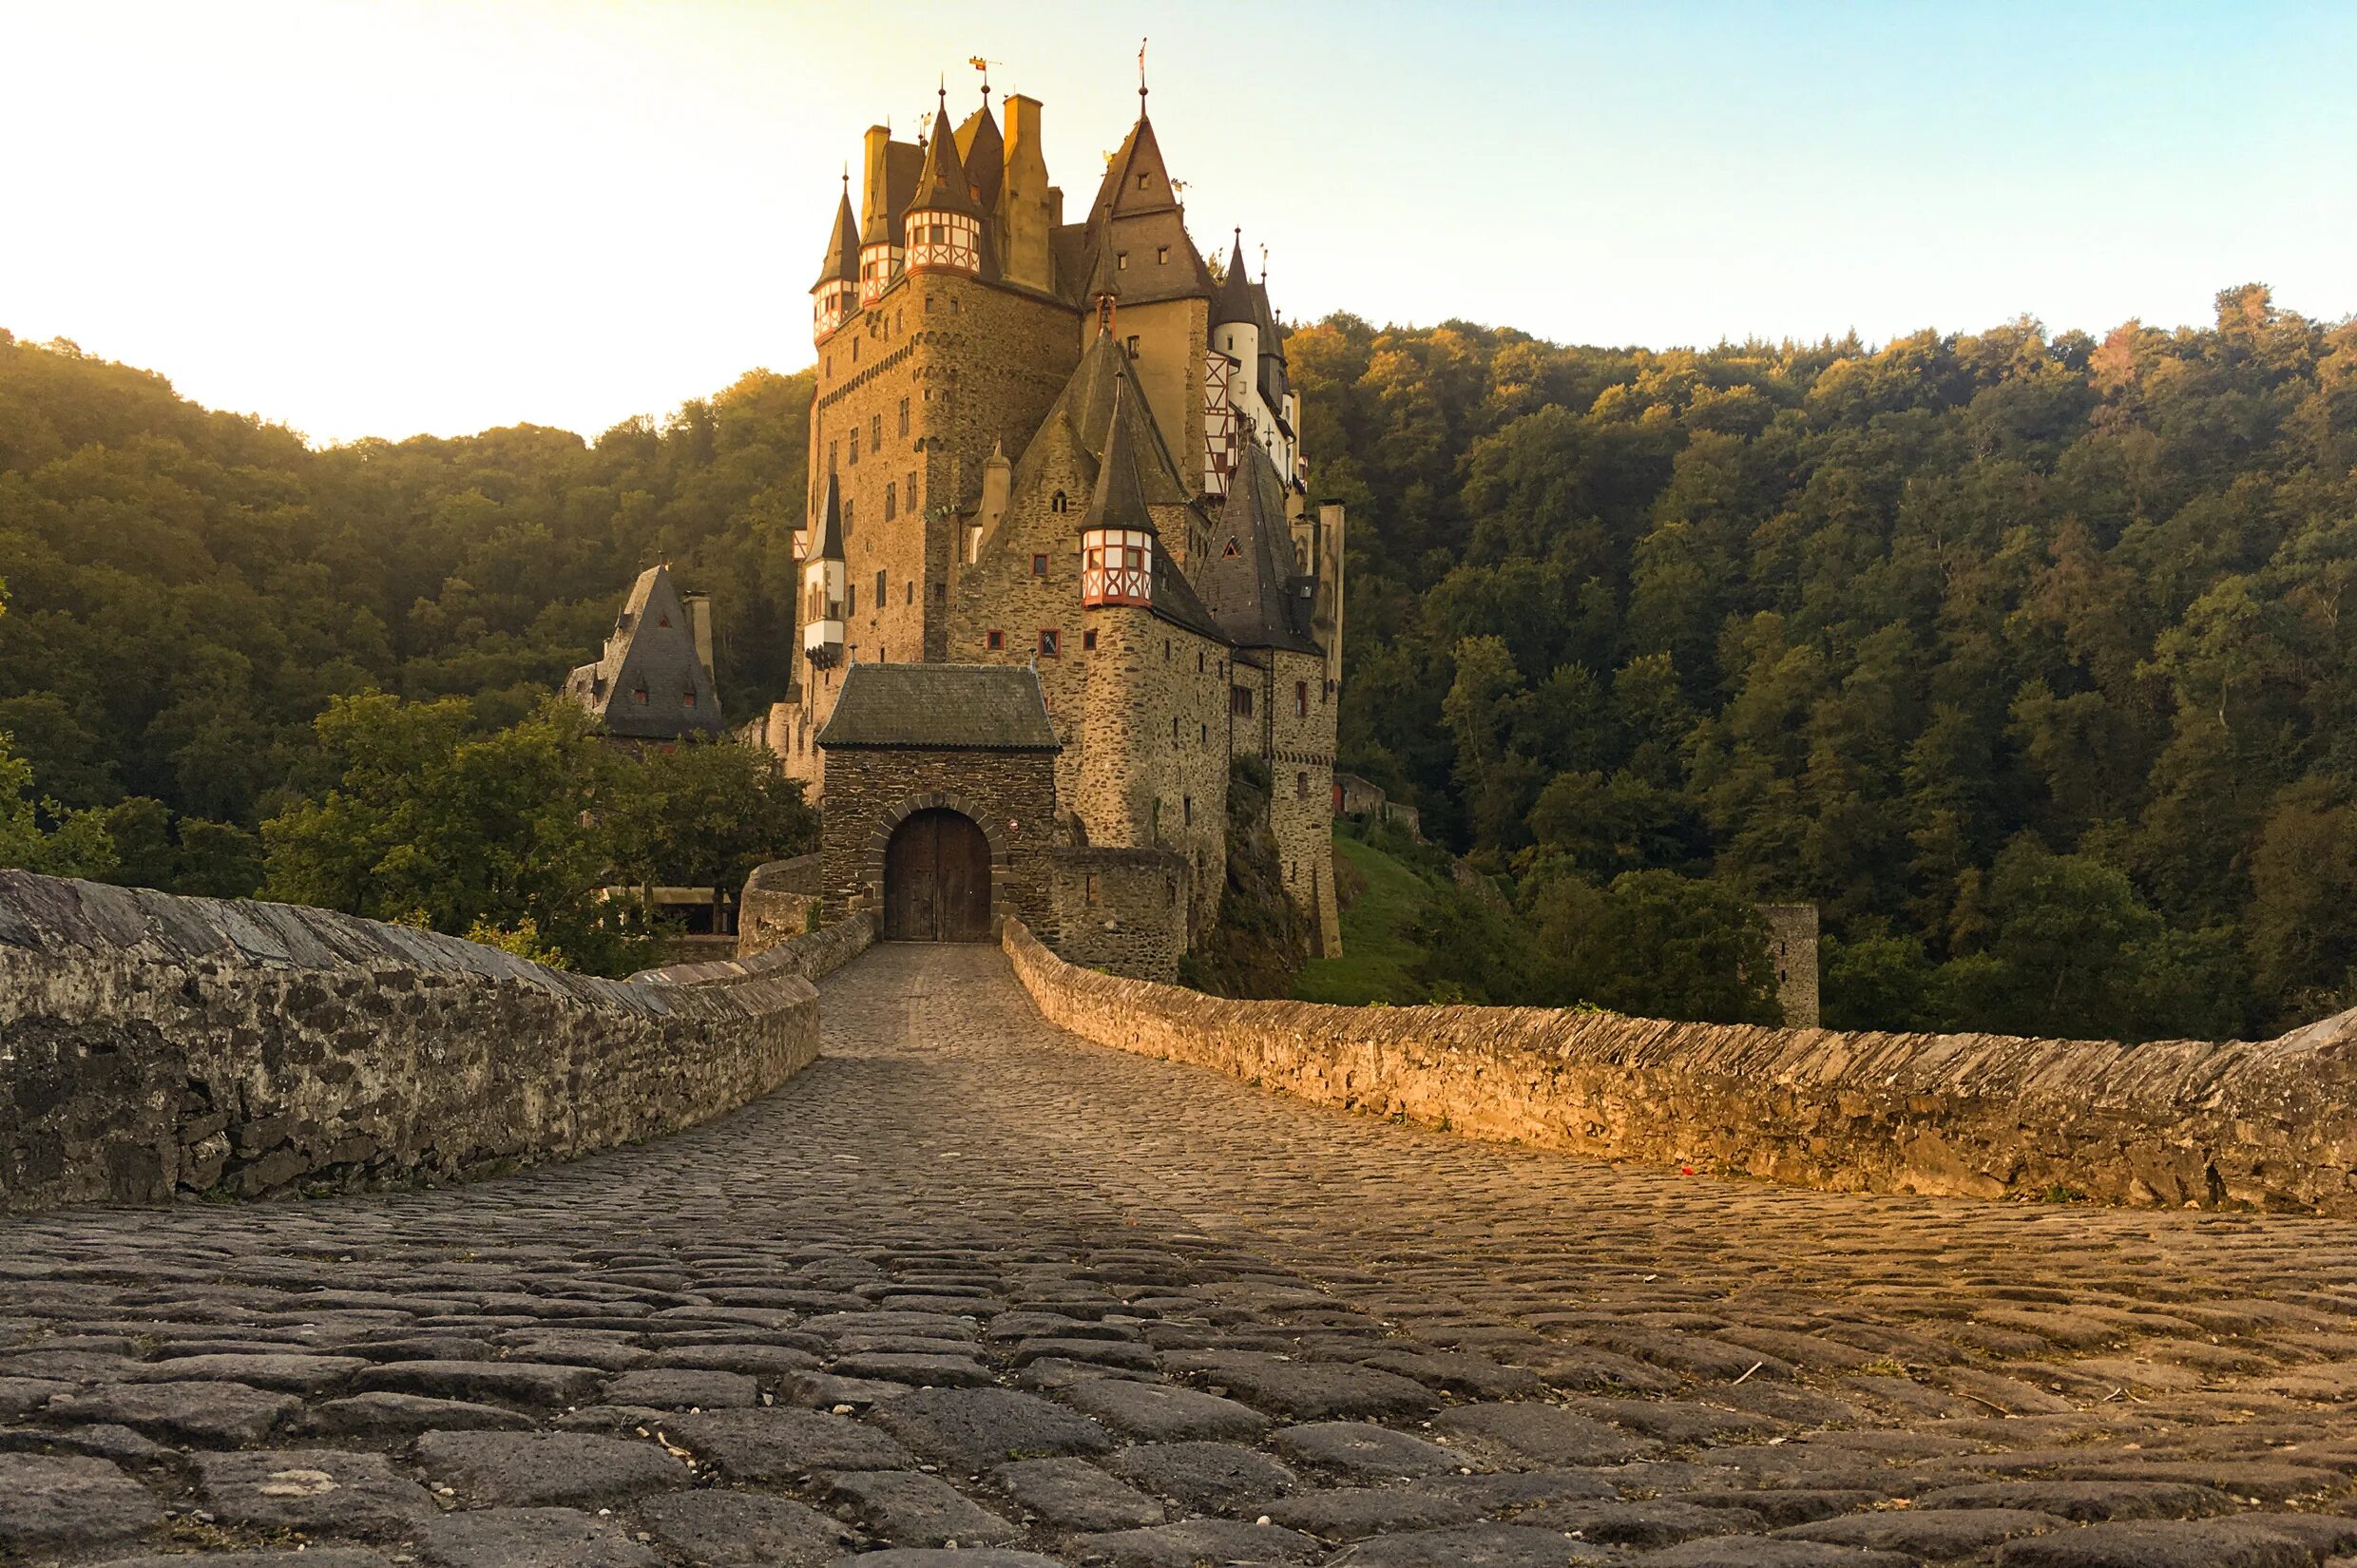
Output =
[
  {"x1": 1004, "y1": 919, "x2": 2357, "y2": 1214},
  {"x1": 636, "y1": 910, "x2": 874, "y2": 989},
  {"x1": 0, "y1": 872, "x2": 830, "y2": 1213},
  {"x1": 738, "y1": 853, "x2": 822, "y2": 958}
]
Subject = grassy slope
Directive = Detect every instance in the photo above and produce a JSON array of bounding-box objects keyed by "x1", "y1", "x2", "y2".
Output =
[{"x1": 1291, "y1": 832, "x2": 1441, "y2": 1005}]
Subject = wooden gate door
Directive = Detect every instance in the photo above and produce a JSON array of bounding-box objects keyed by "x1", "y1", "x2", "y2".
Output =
[{"x1": 883, "y1": 809, "x2": 991, "y2": 942}]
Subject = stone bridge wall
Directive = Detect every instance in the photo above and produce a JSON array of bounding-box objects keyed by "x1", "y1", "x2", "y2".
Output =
[
  {"x1": 0, "y1": 872, "x2": 845, "y2": 1213},
  {"x1": 737, "y1": 853, "x2": 822, "y2": 958},
  {"x1": 1004, "y1": 919, "x2": 2357, "y2": 1214}
]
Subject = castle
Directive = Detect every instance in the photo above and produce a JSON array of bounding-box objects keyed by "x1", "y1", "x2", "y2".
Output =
[{"x1": 574, "y1": 71, "x2": 1343, "y2": 978}]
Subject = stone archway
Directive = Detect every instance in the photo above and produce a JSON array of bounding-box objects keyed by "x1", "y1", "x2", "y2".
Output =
[{"x1": 881, "y1": 807, "x2": 992, "y2": 942}]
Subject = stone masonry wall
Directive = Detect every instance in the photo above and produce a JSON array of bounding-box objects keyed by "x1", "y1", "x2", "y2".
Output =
[
  {"x1": 1049, "y1": 847, "x2": 1189, "y2": 982},
  {"x1": 0, "y1": 871, "x2": 827, "y2": 1214},
  {"x1": 1005, "y1": 919, "x2": 2357, "y2": 1214}
]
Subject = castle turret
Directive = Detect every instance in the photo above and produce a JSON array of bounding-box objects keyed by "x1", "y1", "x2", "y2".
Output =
[
  {"x1": 802, "y1": 472, "x2": 847, "y2": 665},
  {"x1": 1079, "y1": 373, "x2": 1156, "y2": 608},
  {"x1": 812, "y1": 175, "x2": 860, "y2": 342},
  {"x1": 903, "y1": 92, "x2": 983, "y2": 277}
]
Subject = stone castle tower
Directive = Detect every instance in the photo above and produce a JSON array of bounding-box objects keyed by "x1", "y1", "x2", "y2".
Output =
[{"x1": 762, "y1": 72, "x2": 1344, "y2": 970}]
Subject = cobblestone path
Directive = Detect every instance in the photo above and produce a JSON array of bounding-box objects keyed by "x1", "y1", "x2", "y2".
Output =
[{"x1": 10, "y1": 945, "x2": 2357, "y2": 1568}]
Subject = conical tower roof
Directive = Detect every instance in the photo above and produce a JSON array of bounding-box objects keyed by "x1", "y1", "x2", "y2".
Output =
[
  {"x1": 908, "y1": 94, "x2": 983, "y2": 220},
  {"x1": 811, "y1": 470, "x2": 846, "y2": 562},
  {"x1": 1081, "y1": 376, "x2": 1157, "y2": 536},
  {"x1": 813, "y1": 180, "x2": 860, "y2": 290},
  {"x1": 1084, "y1": 214, "x2": 1122, "y2": 308},
  {"x1": 1213, "y1": 230, "x2": 1256, "y2": 328}
]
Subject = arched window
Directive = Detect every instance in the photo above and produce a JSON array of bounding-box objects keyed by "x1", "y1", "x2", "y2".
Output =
[{"x1": 1051, "y1": 489, "x2": 1067, "y2": 513}]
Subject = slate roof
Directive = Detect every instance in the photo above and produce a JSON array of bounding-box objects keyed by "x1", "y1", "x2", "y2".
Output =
[
  {"x1": 814, "y1": 183, "x2": 859, "y2": 289},
  {"x1": 953, "y1": 98, "x2": 1004, "y2": 215},
  {"x1": 1199, "y1": 444, "x2": 1322, "y2": 656},
  {"x1": 1213, "y1": 231, "x2": 1256, "y2": 328},
  {"x1": 564, "y1": 564, "x2": 724, "y2": 738},
  {"x1": 816, "y1": 663, "x2": 1060, "y2": 752},
  {"x1": 908, "y1": 99, "x2": 984, "y2": 220}
]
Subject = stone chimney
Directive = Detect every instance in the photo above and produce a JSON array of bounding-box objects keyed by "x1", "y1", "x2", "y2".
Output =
[{"x1": 682, "y1": 591, "x2": 716, "y2": 682}]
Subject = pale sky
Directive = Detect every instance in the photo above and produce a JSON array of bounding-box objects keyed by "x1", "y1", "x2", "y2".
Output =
[{"x1": 2, "y1": 0, "x2": 2349, "y2": 446}]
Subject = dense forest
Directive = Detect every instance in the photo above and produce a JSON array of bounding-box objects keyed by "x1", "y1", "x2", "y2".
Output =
[
  {"x1": 5, "y1": 286, "x2": 2356, "y2": 1032},
  {"x1": 1296, "y1": 287, "x2": 2357, "y2": 1039}
]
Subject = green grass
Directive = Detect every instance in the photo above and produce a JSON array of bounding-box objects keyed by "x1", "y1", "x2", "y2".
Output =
[{"x1": 1292, "y1": 832, "x2": 1443, "y2": 1004}]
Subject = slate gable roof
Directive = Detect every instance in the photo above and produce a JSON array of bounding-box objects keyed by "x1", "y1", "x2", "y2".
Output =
[
  {"x1": 565, "y1": 564, "x2": 724, "y2": 738},
  {"x1": 816, "y1": 663, "x2": 1060, "y2": 752}
]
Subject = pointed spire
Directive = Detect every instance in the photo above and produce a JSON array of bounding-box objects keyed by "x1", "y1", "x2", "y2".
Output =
[
  {"x1": 1082, "y1": 376, "x2": 1157, "y2": 537},
  {"x1": 814, "y1": 174, "x2": 861, "y2": 289},
  {"x1": 908, "y1": 91, "x2": 982, "y2": 219},
  {"x1": 1213, "y1": 228, "x2": 1256, "y2": 328},
  {"x1": 813, "y1": 470, "x2": 846, "y2": 562},
  {"x1": 1086, "y1": 213, "x2": 1121, "y2": 333}
]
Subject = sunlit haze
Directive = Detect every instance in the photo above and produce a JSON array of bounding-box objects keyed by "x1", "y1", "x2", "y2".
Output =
[{"x1": 3, "y1": 0, "x2": 2350, "y2": 445}]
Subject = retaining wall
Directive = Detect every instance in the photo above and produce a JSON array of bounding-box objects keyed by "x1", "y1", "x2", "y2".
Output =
[
  {"x1": 0, "y1": 872, "x2": 850, "y2": 1212},
  {"x1": 1004, "y1": 919, "x2": 2357, "y2": 1214}
]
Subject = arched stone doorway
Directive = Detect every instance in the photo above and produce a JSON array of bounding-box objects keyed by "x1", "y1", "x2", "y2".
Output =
[{"x1": 882, "y1": 808, "x2": 992, "y2": 942}]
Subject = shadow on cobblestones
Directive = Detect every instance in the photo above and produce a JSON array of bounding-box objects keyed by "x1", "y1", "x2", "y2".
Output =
[{"x1": 7, "y1": 943, "x2": 2357, "y2": 1566}]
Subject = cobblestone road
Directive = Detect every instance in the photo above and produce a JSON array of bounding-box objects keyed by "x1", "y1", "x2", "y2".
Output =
[{"x1": 10, "y1": 944, "x2": 2357, "y2": 1567}]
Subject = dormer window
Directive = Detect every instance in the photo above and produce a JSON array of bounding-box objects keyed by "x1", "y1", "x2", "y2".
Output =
[{"x1": 1136, "y1": 173, "x2": 1148, "y2": 190}]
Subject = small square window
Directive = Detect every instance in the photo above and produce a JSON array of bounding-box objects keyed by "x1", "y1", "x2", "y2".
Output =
[
  {"x1": 1117, "y1": 251, "x2": 1129, "y2": 270},
  {"x1": 987, "y1": 629, "x2": 1005, "y2": 651},
  {"x1": 1031, "y1": 553, "x2": 1047, "y2": 578},
  {"x1": 1136, "y1": 173, "x2": 1148, "y2": 190},
  {"x1": 1125, "y1": 335, "x2": 1140, "y2": 357},
  {"x1": 1158, "y1": 245, "x2": 1170, "y2": 264},
  {"x1": 1083, "y1": 629, "x2": 1097, "y2": 651},
  {"x1": 1039, "y1": 628, "x2": 1061, "y2": 658}
]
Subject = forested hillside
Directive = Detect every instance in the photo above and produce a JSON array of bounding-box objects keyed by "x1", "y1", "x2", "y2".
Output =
[
  {"x1": 0, "y1": 328, "x2": 812, "y2": 895},
  {"x1": 6, "y1": 286, "x2": 2356, "y2": 1035},
  {"x1": 1294, "y1": 287, "x2": 2357, "y2": 1038}
]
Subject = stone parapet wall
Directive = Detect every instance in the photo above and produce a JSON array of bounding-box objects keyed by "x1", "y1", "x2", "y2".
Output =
[
  {"x1": 0, "y1": 872, "x2": 827, "y2": 1214},
  {"x1": 737, "y1": 854, "x2": 824, "y2": 959},
  {"x1": 639, "y1": 909, "x2": 874, "y2": 988},
  {"x1": 1004, "y1": 919, "x2": 2357, "y2": 1214}
]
